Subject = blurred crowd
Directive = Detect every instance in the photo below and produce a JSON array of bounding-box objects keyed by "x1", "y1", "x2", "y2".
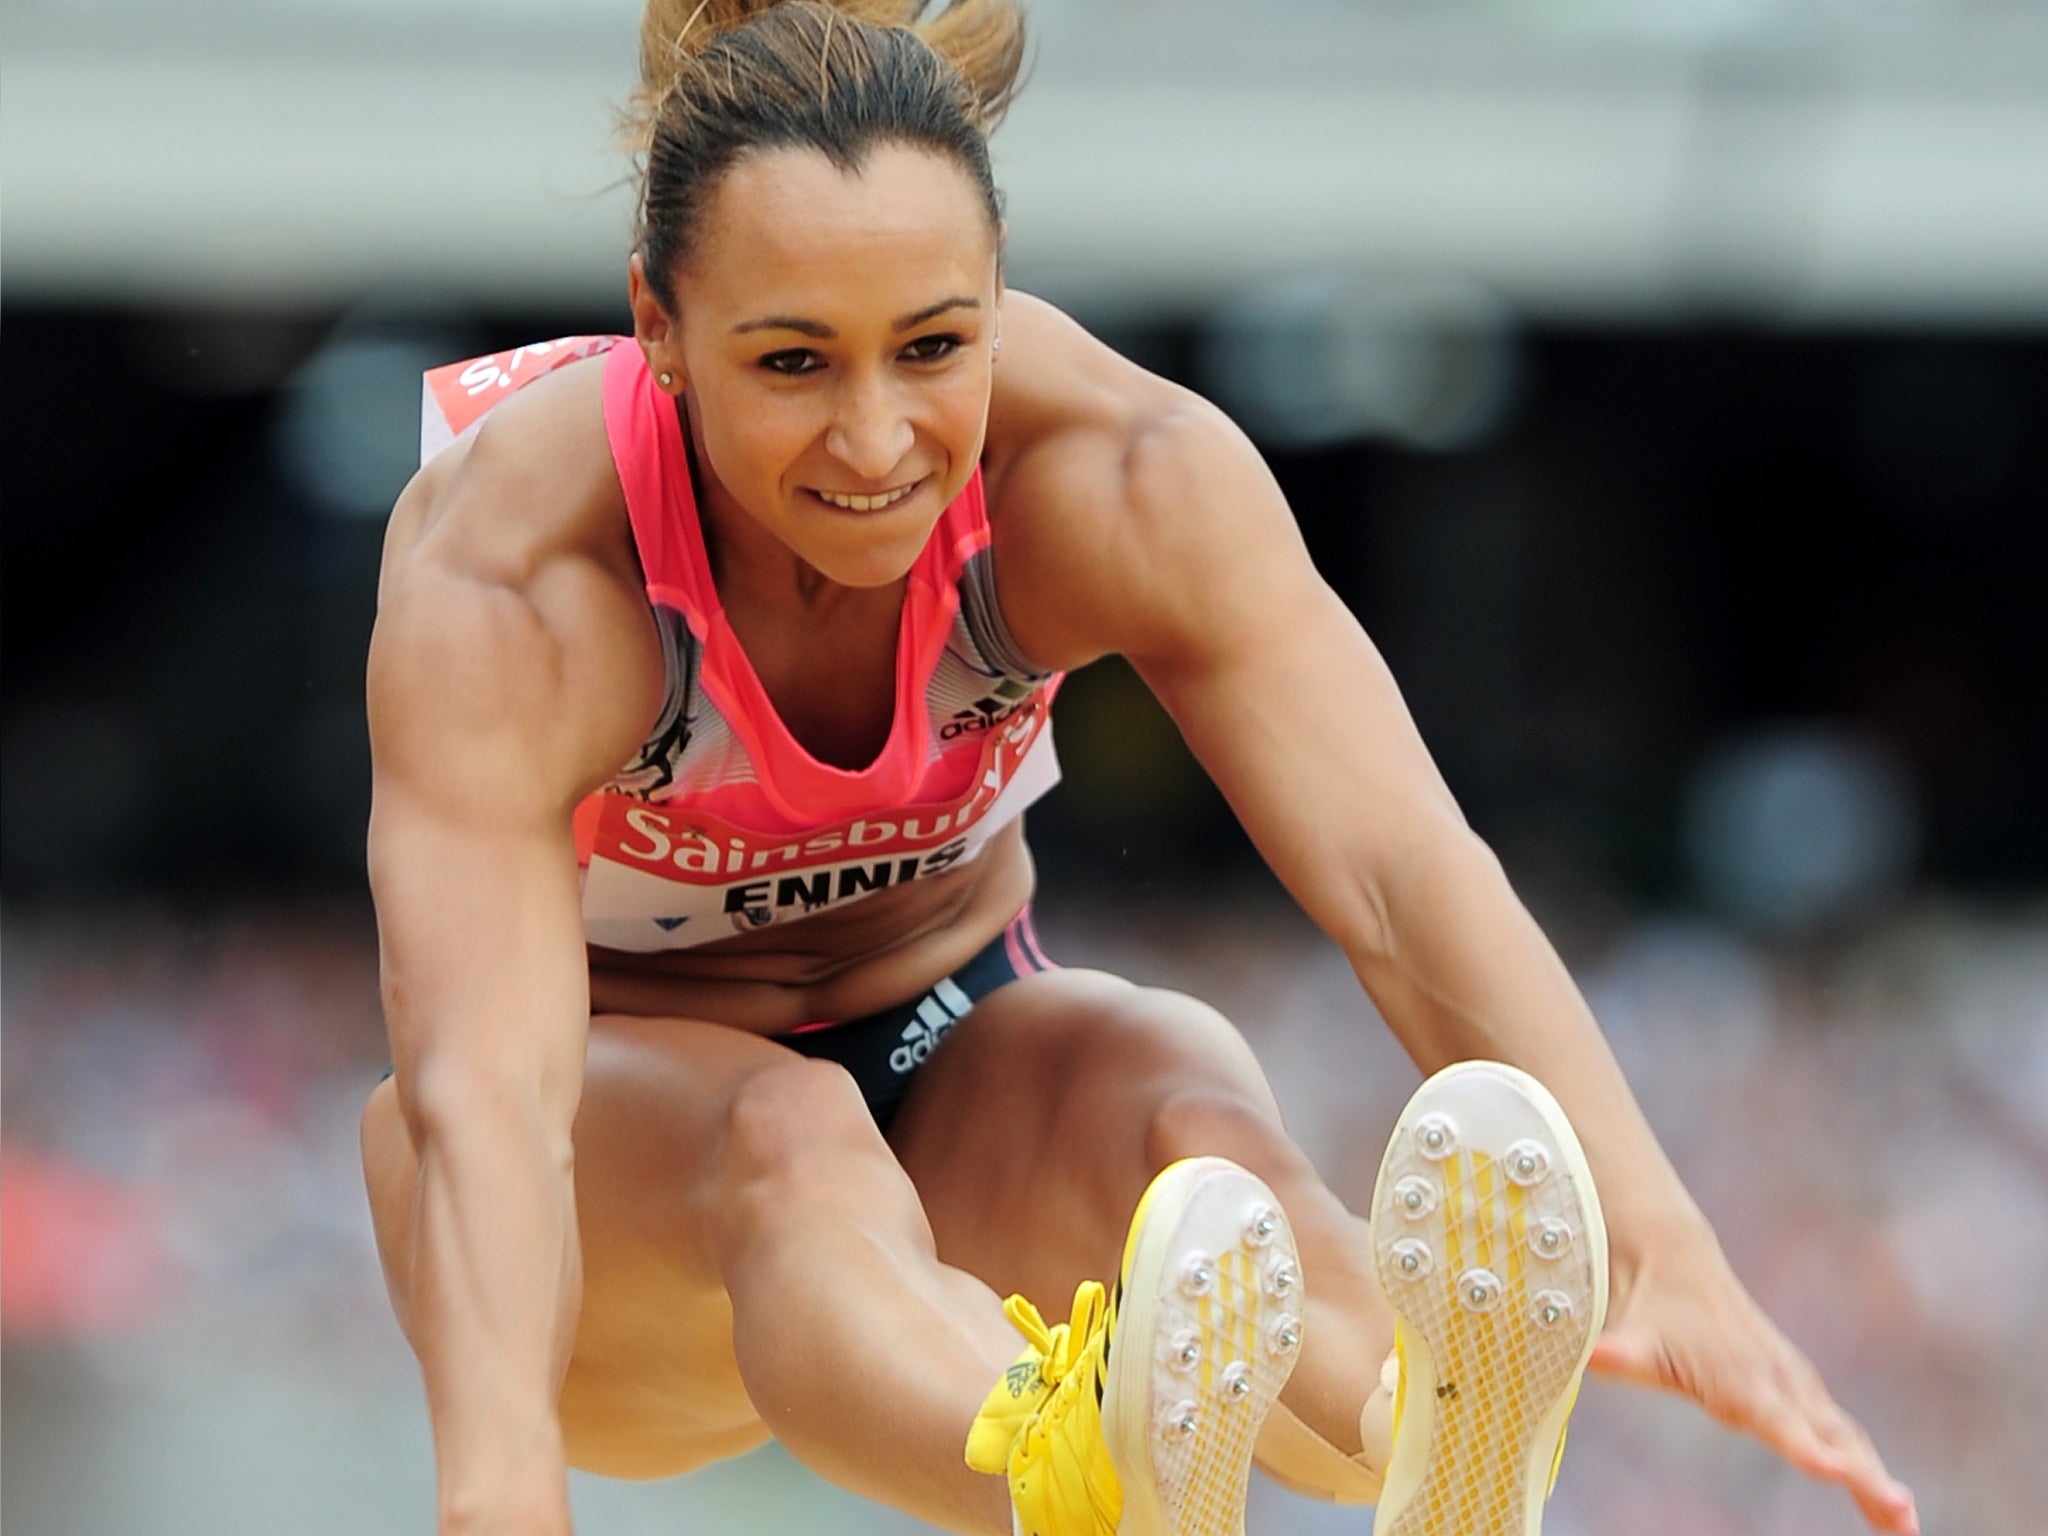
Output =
[{"x1": 3, "y1": 888, "x2": 2043, "y2": 1535}]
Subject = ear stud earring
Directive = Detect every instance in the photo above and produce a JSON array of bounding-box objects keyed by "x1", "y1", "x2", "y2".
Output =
[{"x1": 658, "y1": 370, "x2": 676, "y2": 389}]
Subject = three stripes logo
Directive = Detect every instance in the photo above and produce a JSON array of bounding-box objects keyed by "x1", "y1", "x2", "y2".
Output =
[
  {"x1": 889, "y1": 977, "x2": 977, "y2": 1073},
  {"x1": 939, "y1": 693, "x2": 1026, "y2": 742}
]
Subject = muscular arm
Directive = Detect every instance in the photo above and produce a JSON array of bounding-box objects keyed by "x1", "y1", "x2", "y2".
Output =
[
  {"x1": 367, "y1": 398, "x2": 655, "y2": 1534},
  {"x1": 1004, "y1": 373, "x2": 1695, "y2": 1248},
  {"x1": 1128, "y1": 438, "x2": 1699, "y2": 1242},
  {"x1": 988, "y1": 294, "x2": 1913, "y2": 1531}
]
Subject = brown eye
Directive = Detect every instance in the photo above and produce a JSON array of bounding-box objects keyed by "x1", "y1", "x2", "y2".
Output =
[
  {"x1": 902, "y1": 334, "x2": 964, "y2": 363},
  {"x1": 760, "y1": 349, "x2": 821, "y2": 376}
]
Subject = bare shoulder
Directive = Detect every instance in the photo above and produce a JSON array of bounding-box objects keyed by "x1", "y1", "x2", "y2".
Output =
[
  {"x1": 984, "y1": 293, "x2": 1312, "y2": 672},
  {"x1": 370, "y1": 353, "x2": 657, "y2": 818},
  {"x1": 984, "y1": 294, "x2": 1172, "y2": 455},
  {"x1": 380, "y1": 353, "x2": 624, "y2": 593}
]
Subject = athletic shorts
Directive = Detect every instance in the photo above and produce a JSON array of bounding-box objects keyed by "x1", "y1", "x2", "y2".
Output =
[{"x1": 779, "y1": 905, "x2": 1055, "y2": 1133}]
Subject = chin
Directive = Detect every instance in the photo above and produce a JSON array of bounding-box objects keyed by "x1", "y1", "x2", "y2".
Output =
[
  {"x1": 814, "y1": 545, "x2": 926, "y2": 590},
  {"x1": 796, "y1": 504, "x2": 944, "y2": 587}
]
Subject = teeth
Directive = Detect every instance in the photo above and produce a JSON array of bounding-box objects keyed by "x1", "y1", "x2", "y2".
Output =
[{"x1": 817, "y1": 483, "x2": 916, "y2": 512}]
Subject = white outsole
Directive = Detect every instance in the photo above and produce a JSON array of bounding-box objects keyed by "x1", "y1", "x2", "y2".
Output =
[
  {"x1": 1102, "y1": 1157, "x2": 1304, "y2": 1536},
  {"x1": 1368, "y1": 1063, "x2": 1609, "y2": 1536}
]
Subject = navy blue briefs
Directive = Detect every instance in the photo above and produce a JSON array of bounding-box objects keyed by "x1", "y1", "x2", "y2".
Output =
[{"x1": 778, "y1": 906, "x2": 1055, "y2": 1133}]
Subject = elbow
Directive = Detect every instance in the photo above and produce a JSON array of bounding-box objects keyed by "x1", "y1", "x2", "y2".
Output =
[
  {"x1": 397, "y1": 1048, "x2": 578, "y2": 1175},
  {"x1": 392, "y1": 1055, "x2": 478, "y2": 1163},
  {"x1": 1342, "y1": 856, "x2": 1399, "y2": 968},
  {"x1": 1344, "y1": 817, "x2": 1504, "y2": 967}
]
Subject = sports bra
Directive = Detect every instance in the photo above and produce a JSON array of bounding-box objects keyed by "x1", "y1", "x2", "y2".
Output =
[{"x1": 420, "y1": 336, "x2": 1063, "y2": 952}]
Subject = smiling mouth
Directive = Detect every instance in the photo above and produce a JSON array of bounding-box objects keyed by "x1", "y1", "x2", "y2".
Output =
[{"x1": 812, "y1": 480, "x2": 922, "y2": 513}]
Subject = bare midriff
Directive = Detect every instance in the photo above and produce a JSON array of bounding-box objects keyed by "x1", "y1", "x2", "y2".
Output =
[{"x1": 585, "y1": 817, "x2": 1036, "y2": 1032}]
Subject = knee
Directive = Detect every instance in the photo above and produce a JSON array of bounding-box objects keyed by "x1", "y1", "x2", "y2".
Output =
[
  {"x1": 1143, "y1": 1087, "x2": 1309, "y2": 1188},
  {"x1": 714, "y1": 1057, "x2": 889, "y2": 1222}
]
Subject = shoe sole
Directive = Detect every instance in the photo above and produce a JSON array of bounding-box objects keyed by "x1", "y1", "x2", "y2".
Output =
[
  {"x1": 1368, "y1": 1063, "x2": 1608, "y2": 1536},
  {"x1": 1102, "y1": 1157, "x2": 1303, "y2": 1536}
]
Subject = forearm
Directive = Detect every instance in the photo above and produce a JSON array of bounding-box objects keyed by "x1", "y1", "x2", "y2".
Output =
[
  {"x1": 409, "y1": 1086, "x2": 583, "y2": 1535},
  {"x1": 1348, "y1": 827, "x2": 1711, "y2": 1252}
]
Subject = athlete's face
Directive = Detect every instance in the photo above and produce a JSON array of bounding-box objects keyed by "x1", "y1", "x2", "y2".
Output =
[{"x1": 632, "y1": 144, "x2": 1001, "y2": 590}]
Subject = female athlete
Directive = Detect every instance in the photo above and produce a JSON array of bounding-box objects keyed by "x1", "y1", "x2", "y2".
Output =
[{"x1": 360, "y1": 3, "x2": 1917, "y2": 1533}]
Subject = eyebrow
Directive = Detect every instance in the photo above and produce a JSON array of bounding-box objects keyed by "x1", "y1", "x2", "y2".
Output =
[{"x1": 731, "y1": 296, "x2": 982, "y2": 339}]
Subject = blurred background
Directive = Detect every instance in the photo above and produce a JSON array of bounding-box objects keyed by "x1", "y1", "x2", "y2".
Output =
[{"x1": 5, "y1": 0, "x2": 2047, "y2": 1531}]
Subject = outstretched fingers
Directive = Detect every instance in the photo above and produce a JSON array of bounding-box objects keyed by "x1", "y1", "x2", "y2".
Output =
[
  {"x1": 1763, "y1": 1352, "x2": 1918, "y2": 1535},
  {"x1": 1590, "y1": 1308, "x2": 1918, "y2": 1535}
]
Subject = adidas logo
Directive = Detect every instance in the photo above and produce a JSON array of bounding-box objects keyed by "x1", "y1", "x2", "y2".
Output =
[
  {"x1": 888, "y1": 977, "x2": 977, "y2": 1073},
  {"x1": 939, "y1": 695, "x2": 1022, "y2": 741}
]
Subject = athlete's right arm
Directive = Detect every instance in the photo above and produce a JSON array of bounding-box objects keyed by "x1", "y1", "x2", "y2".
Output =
[{"x1": 365, "y1": 418, "x2": 654, "y2": 1535}]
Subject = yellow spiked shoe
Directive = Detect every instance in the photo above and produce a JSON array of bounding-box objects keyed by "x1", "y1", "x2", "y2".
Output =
[
  {"x1": 967, "y1": 1157, "x2": 1304, "y2": 1536},
  {"x1": 1368, "y1": 1063, "x2": 1608, "y2": 1536}
]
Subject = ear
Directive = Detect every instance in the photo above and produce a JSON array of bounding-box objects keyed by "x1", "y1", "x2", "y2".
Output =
[{"x1": 627, "y1": 252, "x2": 686, "y2": 390}]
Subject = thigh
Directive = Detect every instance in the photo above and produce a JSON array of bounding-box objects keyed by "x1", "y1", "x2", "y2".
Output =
[
  {"x1": 891, "y1": 965, "x2": 1402, "y2": 1465},
  {"x1": 362, "y1": 1014, "x2": 806, "y2": 1478},
  {"x1": 885, "y1": 967, "x2": 1291, "y2": 1303}
]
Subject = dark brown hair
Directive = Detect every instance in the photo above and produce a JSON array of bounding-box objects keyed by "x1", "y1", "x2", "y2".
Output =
[{"x1": 625, "y1": 0, "x2": 1027, "y2": 308}]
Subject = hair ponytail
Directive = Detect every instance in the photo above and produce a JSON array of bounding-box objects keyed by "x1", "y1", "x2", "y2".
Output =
[
  {"x1": 626, "y1": 0, "x2": 1025, "y2": 307},
  {"x1": 909, "y1": 0, "x2": 1027, "y2": 124},
  {"x1": 624, "y1": 0, "x2": 1026, "y2": 153}
]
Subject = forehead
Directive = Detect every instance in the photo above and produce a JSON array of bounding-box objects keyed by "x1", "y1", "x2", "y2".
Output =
[{"x1": 682, "y1": 143, "x2": 996, "y2": 321}]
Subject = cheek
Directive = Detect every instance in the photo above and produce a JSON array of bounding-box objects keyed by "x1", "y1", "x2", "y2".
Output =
[
  {"x1": 707, "y1": 397, "x2": 815, "y2": 492},
  {"x1": 931, "y1": 370, "x2": 994, "y2": 460}
]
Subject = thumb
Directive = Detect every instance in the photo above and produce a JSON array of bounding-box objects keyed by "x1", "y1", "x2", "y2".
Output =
[{"x1": 1589, "y1": 1329, "x2": 1663, "y2": 1383}]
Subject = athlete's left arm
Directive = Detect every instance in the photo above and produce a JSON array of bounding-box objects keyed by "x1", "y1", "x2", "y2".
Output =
[{"x1": 1006, "y1": 377, "x2": 1916, "y2": 1535}]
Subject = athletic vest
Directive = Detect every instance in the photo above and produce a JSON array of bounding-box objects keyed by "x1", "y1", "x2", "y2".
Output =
[{"x1": 420, "y1": 336, "x2": 1063, "y2": 952}]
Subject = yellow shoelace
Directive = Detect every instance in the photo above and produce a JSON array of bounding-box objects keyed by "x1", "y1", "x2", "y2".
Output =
[
  {"x1": 1006, "y1": 1284, "x2": 1102, "y2": 1403},
  {"x1": 966, "y1": 1281, "x2": 1122, "y2": 1535}
]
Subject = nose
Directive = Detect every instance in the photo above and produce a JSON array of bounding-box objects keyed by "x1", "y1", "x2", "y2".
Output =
[{"x1": 824, "y1": 372, "x2": 915, "y2": 482}]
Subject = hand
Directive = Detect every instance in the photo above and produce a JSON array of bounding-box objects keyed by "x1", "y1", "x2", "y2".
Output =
[{"x1": 1590, "y1": 1223, "x2": 1918, "y2": 1535}]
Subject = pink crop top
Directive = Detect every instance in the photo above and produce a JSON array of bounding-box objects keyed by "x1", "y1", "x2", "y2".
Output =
[{"x1": 420, "y1": 336, "x2": 1063, "y2": 952}]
